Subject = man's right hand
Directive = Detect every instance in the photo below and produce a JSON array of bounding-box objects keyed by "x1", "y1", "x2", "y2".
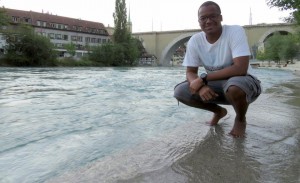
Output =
[
  {"x1": 189, "y1": 77, "x2": 204, "y2": 94},
  {"x1": 198, "y1": 85, "x2": 219, "y2": 102}
]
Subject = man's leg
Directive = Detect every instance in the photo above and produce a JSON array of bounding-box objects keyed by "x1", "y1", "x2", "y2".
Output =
[
  {"x1": 225, "y1": 85, "x2": 248, "y2": 137},
  {"x1": 174, "y1": 81, "x2": 227, "y2": 125}
]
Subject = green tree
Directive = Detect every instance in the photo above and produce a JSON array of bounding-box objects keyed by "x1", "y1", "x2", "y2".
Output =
[
  {"x1": 267, "y1": 0, "x2": 300, "y2": 24},
  {"x1": 3, "y1": 25, "x2": 57, "y2": 66},
  {"x1": 64, "y1": 42, "x2": 76, "y2": 57},
  {"x1": 264, "y1": 33, "x2": 283, "y2": 64},
  {"x1": 113, "y1": 0, "x2": 130, "y2": 43},
  {"x1": 89, "y1": 0, "x2": 140, "y2": 66},
  {"x1": 278, "y1": 34, "x2": 299, "y2": 63},
  {"x1": 262, "y1": 33, "x2": 299, "y2": 65},
  {"x1": 89, "y1": 43, "x2": 120, "y2": 66},
  {"x1": 111, "y1": 0, "x2": 140, "y2": 66},
  {"x1": 0, "y1": 7, "x2": 10, "y2": 27}
]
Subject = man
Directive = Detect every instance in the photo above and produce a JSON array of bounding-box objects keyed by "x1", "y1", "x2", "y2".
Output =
[{"x1": 174, "y1": 1, "x2": 261, "y2": 137}]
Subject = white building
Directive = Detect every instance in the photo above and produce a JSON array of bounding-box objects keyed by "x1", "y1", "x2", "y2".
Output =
[{"x1": 0, "y1": 8, "x2": 111, "y2": 58}]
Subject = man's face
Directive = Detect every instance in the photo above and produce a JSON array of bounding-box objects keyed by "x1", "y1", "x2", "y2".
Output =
[{"x1": 198, "y1": 5, "x2": 222, "y2": 35}]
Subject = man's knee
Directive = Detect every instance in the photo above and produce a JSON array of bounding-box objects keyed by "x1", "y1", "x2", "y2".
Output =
[
  {"x1": 174, "y1": 81, "x2": 190, "y2": 102},
  {"x1": 226, "y1": 85, "x2": 246, "y2": 101},
  {"x1": 174, "y1": 84, "x2": 184, "y2": 101}
]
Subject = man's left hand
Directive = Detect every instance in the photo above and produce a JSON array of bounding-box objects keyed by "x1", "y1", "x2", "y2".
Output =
[{"x1": 198, "y1": 85, "x2": 219, "y2": 102}]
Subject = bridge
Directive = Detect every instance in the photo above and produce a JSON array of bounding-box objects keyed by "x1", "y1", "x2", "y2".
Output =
[{"x1": 132, "y1": 23, "x2": 296, "y2": 66}]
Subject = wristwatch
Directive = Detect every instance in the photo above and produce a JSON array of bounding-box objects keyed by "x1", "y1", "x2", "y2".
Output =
[{"x1": 200, "y1": 73, "x2": 208, "y2": 85}]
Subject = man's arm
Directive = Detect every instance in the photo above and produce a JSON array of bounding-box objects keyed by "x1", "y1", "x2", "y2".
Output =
[
  {"x1": 186, "y1": 66, "x2": 205, "y2": 94},
  {"x1": 207, "y1": 56, "x2": 249, "y2": 81},
  {"x1": 186, "y1": 67, "x2": 199, "y2": 83}
]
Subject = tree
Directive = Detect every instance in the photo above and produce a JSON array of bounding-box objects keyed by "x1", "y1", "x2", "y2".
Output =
[
  {"x1": 3, "y1": 25, "x2": 57, "y2": 66},
  {"x1": 89, "y1": 0, "x2": 141, "y2": 66},
  {"x1": 0, "y1": 7, "x2": 10, "y2": 27},
  {"x1": 263, "y1": 33, "x2": 283, "y2": 65},
  {"x1": 278, "y1": 34, "x2": 299, "y2": 63},
  {"x1": 113, "y1": 0, "x2": 130, "y2": 43},
  {"x1": 260, "y1": 33, "x2": 299, "y2": 65},
  {"x1": 64, "y1": 42, "x2": 76, "y2": 57},
  {"x1": 109, "y1": 0, "x2": 140, "y2": 66},
  {"x1": 267, "y1": 0, "x2": 300, "y2": 24}
]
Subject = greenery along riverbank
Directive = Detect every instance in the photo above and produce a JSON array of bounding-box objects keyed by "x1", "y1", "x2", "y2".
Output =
[{"x1": 0, "y1": 0, "x2": 144, "y2": 67}]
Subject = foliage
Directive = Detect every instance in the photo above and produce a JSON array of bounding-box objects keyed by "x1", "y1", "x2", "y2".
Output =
[
  {"x1": 113, "y1": 0, "x2": 129, "y2": 43},
  {"x1": 54, "y1": 57, "x2": 100, "y2": 67},
  {"x1": 267, "y1": 0, "x2": 300, "y2": 24},
  {"x1": 256, "y1": 50, "x2": 268, "y2": 61},
  {"x1": 264, "y1": 33, "x2": 282, "y2": 63},
  {"x1": 88, "y1": 40, "x2": 139, "y2": 66},
  {"x1": 2, "y1": 25, "x2": 57, "y2": 66},
  {"x1": 92, "y1": 0, "x2": 140, "y2": 66},
  {"x1": 278, "y1": 34, "x2": 299, "y2": 63},
  {"x1": 0, "y1": 7, "x2": 10, "y2": 27},
  {"x1": 259, "y1": 33, "x2": 299, "y2": 64},
  {"x1": 64, "y1": 42, "x2": 76, "y2": 57}
]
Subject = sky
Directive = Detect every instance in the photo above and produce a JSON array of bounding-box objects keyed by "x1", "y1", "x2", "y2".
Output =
[{"x1": 1, "y1": 0, "x2": 292, "y2": 33}]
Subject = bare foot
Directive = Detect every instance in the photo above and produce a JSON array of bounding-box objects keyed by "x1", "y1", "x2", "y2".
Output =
[
  {"x1": 229, "y1": 120, "x2": 246, "y2": 138},
  {"x1": 206, "y1": 107, "x2": 227, "y2": 126}
]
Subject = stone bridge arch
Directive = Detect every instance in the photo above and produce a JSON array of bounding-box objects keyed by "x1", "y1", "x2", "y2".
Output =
[
  {"x1": 160, "y1": 32, "x2": 195, "y2": 66},
  {"x1": 257, "y1": 26, "x2": 295, "y2": 50}
]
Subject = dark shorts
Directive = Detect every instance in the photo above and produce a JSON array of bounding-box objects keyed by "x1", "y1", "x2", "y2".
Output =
[{"x1": 174, "y1": 75, "x2": 262, "y2": 105}]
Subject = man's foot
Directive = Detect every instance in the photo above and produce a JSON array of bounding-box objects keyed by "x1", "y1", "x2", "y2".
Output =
[
  {"x1": 229, "y1": 120, "x2": 246, "y2": 138},
  {"x1": 206, "y1": 107, "x2": 227, "y2": 126}
]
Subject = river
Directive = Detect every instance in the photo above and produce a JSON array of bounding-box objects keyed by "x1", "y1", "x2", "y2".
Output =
[{"x1": 0, "y1": 67, "x2": 299, "y2": 183}]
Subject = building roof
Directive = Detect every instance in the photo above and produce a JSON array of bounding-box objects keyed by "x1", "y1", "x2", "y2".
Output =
[{"x1": 3, "y1": 8, "x2": 108, "y2": 35}]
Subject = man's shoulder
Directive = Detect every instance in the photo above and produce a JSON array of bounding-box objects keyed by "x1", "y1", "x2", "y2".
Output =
[{"x1": 189, "y1": 32, "x2": 205, "y2": 42}]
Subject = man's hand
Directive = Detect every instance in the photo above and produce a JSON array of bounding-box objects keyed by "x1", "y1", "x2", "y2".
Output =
[
  {"x1": 198, "y1": 85, "x2": 219, "y2": 102},
  {"x1": 189, "y1": 77, "x2": 203, "y2": 94}
]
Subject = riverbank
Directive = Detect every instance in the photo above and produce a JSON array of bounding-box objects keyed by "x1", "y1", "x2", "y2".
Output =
[{"x1": 256, "y1": 61, "x2": 300, "y2": 75}]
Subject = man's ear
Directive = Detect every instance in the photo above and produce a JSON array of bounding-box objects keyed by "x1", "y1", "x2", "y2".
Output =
[{"x1": 220, "y1": 15, "x2": 223, "y2": 22}]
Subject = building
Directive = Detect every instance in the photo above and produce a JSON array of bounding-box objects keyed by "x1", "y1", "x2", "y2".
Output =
[{"x1": 0, "y1": 8, "x2": 111, "y2": 58}]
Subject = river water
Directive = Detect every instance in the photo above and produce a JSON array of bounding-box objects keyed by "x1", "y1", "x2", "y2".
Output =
[{"x1": 0, "y1": 67, "x2": 299, "y2": 183}]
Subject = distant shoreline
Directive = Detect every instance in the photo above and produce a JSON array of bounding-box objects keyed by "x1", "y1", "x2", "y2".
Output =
[{"x1": 253, "y1": 61, "x2": 300, "y2": 76}]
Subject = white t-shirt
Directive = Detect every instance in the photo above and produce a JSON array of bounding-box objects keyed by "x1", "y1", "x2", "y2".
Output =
[{"x1": 182, "y1": 25, "x2": 253, "y2": 74}]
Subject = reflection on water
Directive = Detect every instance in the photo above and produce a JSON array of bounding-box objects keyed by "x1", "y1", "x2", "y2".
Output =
[{"x1": 0, "y1": 67, "x2": 299, "y2": 183}]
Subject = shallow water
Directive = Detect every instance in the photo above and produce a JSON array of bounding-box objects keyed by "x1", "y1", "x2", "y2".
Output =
[{"x1": 0, "y1": 67, "x2": 299, "y2": 183}]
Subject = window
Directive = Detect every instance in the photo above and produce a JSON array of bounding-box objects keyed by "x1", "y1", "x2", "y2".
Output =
[
  {"x1": 48, "y1": 33, "x2": 54, "y2": 39},
  {"x1": 41, "y1": 32, "x2": 47, "y2": 37},
  {"x1": 50, "y1": 23, "x2": 55, "y2": 28},
  {"x1": 12, "y1": 16, "x2": 19, "y2": 22},
  {"x1": 91, "y1": 38, "x2": 96, "y2": 43},
  {"x1": 23, "y1": 17, "x2": 31, "y2": 23},
  {"x1": 55, "y1": 34, "x2": 62, "y2": 40},
  {"x1": 36, "y1": 21, "x2": 41, "y2": 26},
  {"x1": 63, "y1": 35, "x2": 68, "y2": 40},
  {"x1": 71, "y1": 36, "x2": 77, "y2": 41},
  {"x1": 42, "y1": 21, "x2": 47, "y2": 27},
  {"x1": 85, "y1": 37, "x2": 90, "y2": 43}
]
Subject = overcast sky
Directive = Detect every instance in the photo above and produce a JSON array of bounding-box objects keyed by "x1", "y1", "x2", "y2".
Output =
[{"x1": 1, "y1": 0, "x2": 291, "y2": 33}]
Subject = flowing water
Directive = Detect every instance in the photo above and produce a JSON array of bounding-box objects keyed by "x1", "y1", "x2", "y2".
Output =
[{"x1": 0, "y1": 67, "x2": 299, "y2": 183}]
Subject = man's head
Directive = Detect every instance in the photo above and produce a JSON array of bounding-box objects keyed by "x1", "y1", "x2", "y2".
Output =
[{"x1": 198, "y1": 1, "x2": 223, "y2": 35}]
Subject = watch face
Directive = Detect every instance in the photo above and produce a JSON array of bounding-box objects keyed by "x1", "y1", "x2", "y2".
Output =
[{"x1": 201, "y1": 73, "x2": 207, "y2": 79}]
